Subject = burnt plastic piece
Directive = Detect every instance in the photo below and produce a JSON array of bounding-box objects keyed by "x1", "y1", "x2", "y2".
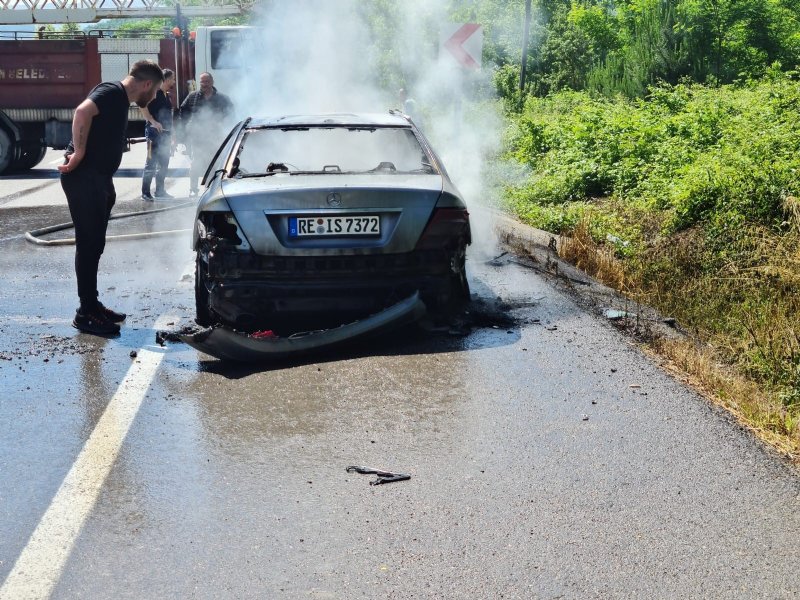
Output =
[{"x1": 346, "y1": 465, "x2": 411, "y2": 485}]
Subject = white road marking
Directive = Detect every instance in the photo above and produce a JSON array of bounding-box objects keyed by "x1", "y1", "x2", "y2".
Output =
[{"x1": 0, "y1": 314, "x2": 178, "y2": 600}]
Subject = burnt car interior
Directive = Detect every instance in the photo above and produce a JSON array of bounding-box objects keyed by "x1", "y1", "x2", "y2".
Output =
[{"x1": 232, "y1": 126, "x2": 436, "y2": 177}]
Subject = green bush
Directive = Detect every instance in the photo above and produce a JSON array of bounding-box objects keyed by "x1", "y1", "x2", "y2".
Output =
[{"x1": 502, "y1": 76, "x2": 800, "y2": 237}]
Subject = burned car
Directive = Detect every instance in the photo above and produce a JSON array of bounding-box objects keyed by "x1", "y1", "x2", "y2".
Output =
[{"x1": 192, "y1": 112, "x2": 471, "y2": 336}]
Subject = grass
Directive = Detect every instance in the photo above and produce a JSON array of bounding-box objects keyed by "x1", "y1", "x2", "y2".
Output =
[{"x1": 555, "y1": 215, "x2": 800, "y2": 462}]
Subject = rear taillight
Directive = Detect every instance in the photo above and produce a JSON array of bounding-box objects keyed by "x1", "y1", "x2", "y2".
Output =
[
  {"x1": 197, "y1": 211, "x2": 247, "y2": 248},
  {"x1": 415, "y1": 208, "x2": 471, "y2": 249}
]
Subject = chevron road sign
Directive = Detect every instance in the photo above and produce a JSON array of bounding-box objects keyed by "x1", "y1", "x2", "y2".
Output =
[{"x1": 440, "y1": 23, "x2": 483, "y2": 70}]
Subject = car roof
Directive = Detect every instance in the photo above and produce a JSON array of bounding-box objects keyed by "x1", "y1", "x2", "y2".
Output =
[{"x1": 246, "y1": 112, "x2": 413, "y2": 128}]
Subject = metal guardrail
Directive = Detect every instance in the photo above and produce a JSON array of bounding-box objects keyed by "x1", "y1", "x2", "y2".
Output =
[
  {"x1": 1, "y1": 0, "x2": 252, "y2": 10},
  {"x1": 0, "y1": 0, "x2": 250, "y2": 24},
  {"x1": 5, "y1": 0, "x2": 165, "y2": 9}
]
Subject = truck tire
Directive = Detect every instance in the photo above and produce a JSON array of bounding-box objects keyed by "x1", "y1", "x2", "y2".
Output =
[
  {"x1": 11, "y1": 142, "x2": 46, "y2": 172},
  {"x1": 0, "y1": 128, "x2": 13, "y2": 175}
]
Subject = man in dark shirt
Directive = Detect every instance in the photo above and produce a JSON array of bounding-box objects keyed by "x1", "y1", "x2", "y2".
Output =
[
  {"x1": 178, "y1": 72, "x2": 234, "y2": 196},
  {"x1": 59, "y1": 60, "x2": 164, "y2": 335},
  {"x1": 140, "y1": 67, "x2": 176, "y2": 200}
]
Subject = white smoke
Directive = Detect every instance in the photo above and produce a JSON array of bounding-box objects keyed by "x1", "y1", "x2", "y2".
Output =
[
  {"x1": 228, "y1": 0, "x2": 386, "y2": 115},
  {"x1": 223, "y1": 0, "x2": 504, "y2": 255}
]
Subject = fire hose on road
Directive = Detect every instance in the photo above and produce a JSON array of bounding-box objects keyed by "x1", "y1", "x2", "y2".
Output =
[
  {"x1": 25, "y1": 135, "x2": 193, "y2": 246},
  {"x1": 24, "y1": 201, "x2": 194, "y2": 246}
]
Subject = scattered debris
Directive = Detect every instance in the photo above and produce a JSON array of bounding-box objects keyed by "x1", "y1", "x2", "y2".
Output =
[
  {"x1": 605, "y1": 233, "x2": 630, "y2": 249},
  {"x1": 485, "y1": 251, "x2": 509, "y2": 266},
  {"x1": 346, "y1": 465, "x2": 411, "y2": 485},
  {"x1": 509, "y1": 257, "x2": 591, "y2": 285},
  {"x1": 604, "y1": 309, "x2": 635, "y2": 320},
  {"x1": 251, "y1": 330, "x2": 277, "y2": 339},
  {"x1": 155, "y1": 325, "x2": 199, "y2": 347},
  {"x1": 0, "y1": 334, "x2": 99, "y2": 360}
]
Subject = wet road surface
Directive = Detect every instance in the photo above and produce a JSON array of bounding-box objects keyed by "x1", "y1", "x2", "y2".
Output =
[{"x1": 1, "y1": 147, "x2": 799, "y2": 599}]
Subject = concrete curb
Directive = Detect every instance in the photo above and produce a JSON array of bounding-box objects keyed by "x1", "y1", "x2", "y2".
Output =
[{"x1": 490, "y1": 210, "x2": 687, "y2": 341}]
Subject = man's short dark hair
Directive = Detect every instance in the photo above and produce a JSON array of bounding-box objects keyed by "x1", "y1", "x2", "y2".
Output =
[
  {"x1": 130, "y1": 60, "x2": 165, "y2": 83},
  {"x1": 162, "y1": 68, "x2": 175, "y2": 79}
]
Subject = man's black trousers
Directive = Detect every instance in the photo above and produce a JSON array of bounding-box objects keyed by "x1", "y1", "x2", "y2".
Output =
[{"x1": 60, "y1": 168, "x2": 115, "y2": 310}]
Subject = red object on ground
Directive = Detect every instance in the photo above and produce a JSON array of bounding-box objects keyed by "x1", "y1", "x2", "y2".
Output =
[{"x1": 251, "y1": 330, "x2": 277, "y2": 339}]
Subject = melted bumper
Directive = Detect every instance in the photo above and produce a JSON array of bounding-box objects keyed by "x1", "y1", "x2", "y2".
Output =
[{"x1": 178, "y1": 291, "x2": 427, "y2": 362}]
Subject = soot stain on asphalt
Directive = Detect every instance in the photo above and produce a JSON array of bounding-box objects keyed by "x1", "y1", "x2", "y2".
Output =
[
  {"x1": 428, "y1": 295, "x2": 524, "y2": 337},
  {"x1": 458, "y1": 296, "x2": 519, "y2": 329}
]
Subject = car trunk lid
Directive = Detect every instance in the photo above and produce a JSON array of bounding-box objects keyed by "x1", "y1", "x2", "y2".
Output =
[{"x1": 219, "y1": 174, "x2": 443, "y2": 255}]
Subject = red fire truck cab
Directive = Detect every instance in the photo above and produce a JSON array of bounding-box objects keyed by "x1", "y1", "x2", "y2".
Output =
[{"x1": 0, "y1": 30, "x2": 195, "y2": 174}]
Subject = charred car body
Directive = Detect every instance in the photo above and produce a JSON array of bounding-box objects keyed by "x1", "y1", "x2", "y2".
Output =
[{"x1": 193, "y1": 112, "x2": 471, "y2": 335}]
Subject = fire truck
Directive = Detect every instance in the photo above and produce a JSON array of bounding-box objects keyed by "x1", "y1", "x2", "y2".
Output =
[{"x1": 0, "y1": 0, "x2": 248, "y2": 175}]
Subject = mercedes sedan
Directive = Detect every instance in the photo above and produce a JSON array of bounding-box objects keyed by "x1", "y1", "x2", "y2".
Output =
[{"x1": 192, "y1": 112, "x2": 471, "y2": 335}]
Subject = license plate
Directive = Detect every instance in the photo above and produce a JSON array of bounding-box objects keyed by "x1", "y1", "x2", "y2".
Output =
[{"x1": 288, "y1": 215, "x2": 380, "y2": 237}]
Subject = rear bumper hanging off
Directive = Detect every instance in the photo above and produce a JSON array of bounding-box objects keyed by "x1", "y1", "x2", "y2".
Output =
[{"x1": 178, "y1": 291, "x2": 427, "y2": 362}]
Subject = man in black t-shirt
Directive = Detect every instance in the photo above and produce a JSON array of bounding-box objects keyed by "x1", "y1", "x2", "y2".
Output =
[{"x1": 59, "y1": 60, "x2": 164, "y2": 336}]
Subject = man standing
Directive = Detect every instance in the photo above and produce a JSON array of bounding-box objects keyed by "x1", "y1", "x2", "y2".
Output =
[
  {"x1": 140, "y1": 67, "x2": 176, "y2": 200},
  {"x1": 398, "y1": 87, "x2": 424, "y2": 131},
  {"x1": 179, "y1": 72, "x2": 233, "y2": 196},
  {"x1": 59, "y1": 60, "x2": 164, "y2": 336}
]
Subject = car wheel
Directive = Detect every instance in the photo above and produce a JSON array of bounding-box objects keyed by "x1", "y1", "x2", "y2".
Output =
[
  {"x1": 449, "y1": 242, "x2": 470, "y2": 303},
  {"x1": 195, "y1": 256, "x2": 212, "y2": 326},
  {"x1": 11, "y1": 141, "x2": 46, "y2": 172},
  {"x1": 428, "y1": 243, "x2": 470, "y2": 314},
  {"x1": 0, "y1": 128, "x2": 13, "y2": 175},
  {"x1": 452, "y1": 263, "x2": 470, "y2": 303}
]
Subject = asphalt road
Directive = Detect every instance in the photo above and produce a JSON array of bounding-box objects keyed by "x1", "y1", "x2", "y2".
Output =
[{"x1": 0, "y1": 146, "x2": 799, "y2": 599}]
